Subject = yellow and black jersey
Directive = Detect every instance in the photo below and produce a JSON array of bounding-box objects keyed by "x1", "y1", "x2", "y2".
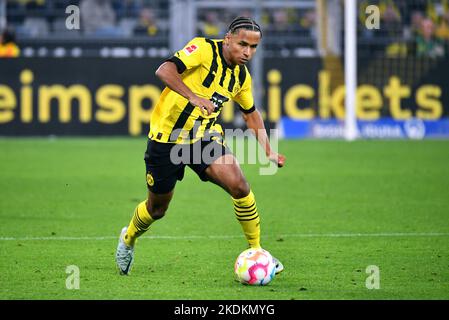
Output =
[{"x1": 149, "y1": 37, "x2": 255, "y2": 144}]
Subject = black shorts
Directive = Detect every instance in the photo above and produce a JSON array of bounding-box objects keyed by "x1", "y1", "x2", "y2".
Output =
[{"x1": 144, "y1": 134, "x2": 232, "y2": 194}]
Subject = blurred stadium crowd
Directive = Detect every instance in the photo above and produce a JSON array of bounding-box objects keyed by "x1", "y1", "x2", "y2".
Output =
[
  {"x1": 1, "y1": 0, "x2": 316, "y2": 58},
  {"x1": 0, "y1": 0, "x2": 448, "y2": 58},
  {"x1": 358, "y1": 0, "x2": 449, "y2": 58},
  {"x1": 5, "y1": 0, "x2": 169, "y2": 38}
]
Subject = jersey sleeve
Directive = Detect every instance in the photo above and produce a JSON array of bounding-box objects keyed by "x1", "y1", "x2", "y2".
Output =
[
  {"x1": 166, "y1": 37, "x2": 205, "y2": 74},
  {"x1": 233, "y1": 68, "x2": 256, "y2": 113}
]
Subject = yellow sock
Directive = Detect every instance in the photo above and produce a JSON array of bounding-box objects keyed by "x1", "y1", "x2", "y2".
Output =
[
  {"x1": 232, "y1": 190, "x2": 261, "y2": 248},
  {"x1": 124, "y1": 200, "x2": 155, "y2": 247}
]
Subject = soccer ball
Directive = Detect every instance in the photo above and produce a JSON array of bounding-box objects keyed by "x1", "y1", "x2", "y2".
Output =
[{"x1": 234, "y1": 248, "x2": 276, "y2": 285}]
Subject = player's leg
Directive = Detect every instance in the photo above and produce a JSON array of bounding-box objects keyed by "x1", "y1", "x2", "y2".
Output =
[
  {"x1": 116, "y1": 138, "x2": 181, "y2": 275},
  {"x1": 122, "y1": 190, "x2": 174, "y2": 247},
  {"x1": 203, "y1": 152, "x2": 284, "y2": 274},
  {"x1": 188, "y1": 136, "x2": 260, "y2": 248},
  {"x1": 116, "y1": 189, "x2": 175, "y2": 275},
  {"x1": 204, "y1": 153, "x2": 261, "y2": 249},
  {"x1": 123, "y1": 139, "x2": 182, "y2": 246}
]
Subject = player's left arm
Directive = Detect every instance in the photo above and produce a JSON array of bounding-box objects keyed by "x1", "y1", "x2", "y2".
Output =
[{"x1": 242, "y1": 109, "x2": 286, "y2": 168}]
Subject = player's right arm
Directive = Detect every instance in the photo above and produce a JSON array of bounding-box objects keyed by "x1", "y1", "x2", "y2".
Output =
[{"x1": 155, "y1": 62, "x2": 215, "y2": 115}]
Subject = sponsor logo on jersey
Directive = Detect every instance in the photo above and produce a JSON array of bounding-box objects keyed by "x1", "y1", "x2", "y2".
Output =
[{"x1": 184, "y1": 45, "x2": 198, "y2": 55}]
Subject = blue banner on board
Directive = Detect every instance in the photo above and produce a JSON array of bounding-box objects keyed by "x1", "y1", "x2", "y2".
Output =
[{"x1": 281, "y1": 118, "x2": 449, "y2": 139}]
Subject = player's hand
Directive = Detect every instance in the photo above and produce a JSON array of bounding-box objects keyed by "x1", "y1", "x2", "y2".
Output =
[
  {"x1": 267, "y1": 152, "x2": 286, "y2": 168},
  {"x1": 189, "y1": 96, "x2": 215, "y2": 116}
]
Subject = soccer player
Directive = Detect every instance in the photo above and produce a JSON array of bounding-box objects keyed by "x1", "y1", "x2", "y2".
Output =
[{"x1": 116, "y1": 17, "x2": 286, "y2": 275}]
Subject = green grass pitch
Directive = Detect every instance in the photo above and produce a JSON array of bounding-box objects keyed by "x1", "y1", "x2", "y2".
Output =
[{"x1": 0, "y1": 137, "x2": 448, "y2": 300}]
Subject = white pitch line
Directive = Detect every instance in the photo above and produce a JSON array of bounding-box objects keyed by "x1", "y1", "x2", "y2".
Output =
[
  {"x1": 0, "y1": 232, "x2": 449, "y2": 241},
  {"x1": 278, "y1": 232, "x2": 449, "y2": 238}
]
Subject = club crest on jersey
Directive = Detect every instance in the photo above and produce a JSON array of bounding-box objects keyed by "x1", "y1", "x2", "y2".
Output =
[
  {"x1": 232, "y1": 83, "x2": 241, "y2": 94},
  {"x1": 146, "y1": 172, "x2": 154, "y2": 186},
  {"x1": 183, "y1": 44, "x2": 198, "y2": 56}
]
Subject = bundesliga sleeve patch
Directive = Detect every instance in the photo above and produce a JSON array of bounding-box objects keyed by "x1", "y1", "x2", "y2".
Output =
[{"x1": 183, "y1": 44, "x2": 198, "y2": 56}]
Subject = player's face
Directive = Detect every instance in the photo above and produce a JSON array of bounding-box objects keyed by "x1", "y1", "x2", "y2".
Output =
[{"x1": 224, "y1": 29, "x2": 261, "y2": 66}]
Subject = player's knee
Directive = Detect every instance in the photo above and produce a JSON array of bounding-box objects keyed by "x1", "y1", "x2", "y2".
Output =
[
  {"x1": 147, "y1": 202, "x2": 169, "y2": 220},
  {"x1": 149, "y1": 206, "x2": 167, "y2": 220},
  {"x1": 230, "y1": 180, "x2": 250, "y2": 199}
]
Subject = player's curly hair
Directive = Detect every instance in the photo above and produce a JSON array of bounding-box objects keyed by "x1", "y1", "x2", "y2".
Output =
[{"x1": 228, "y1": 16, "x2": 262, "y2": 38}]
